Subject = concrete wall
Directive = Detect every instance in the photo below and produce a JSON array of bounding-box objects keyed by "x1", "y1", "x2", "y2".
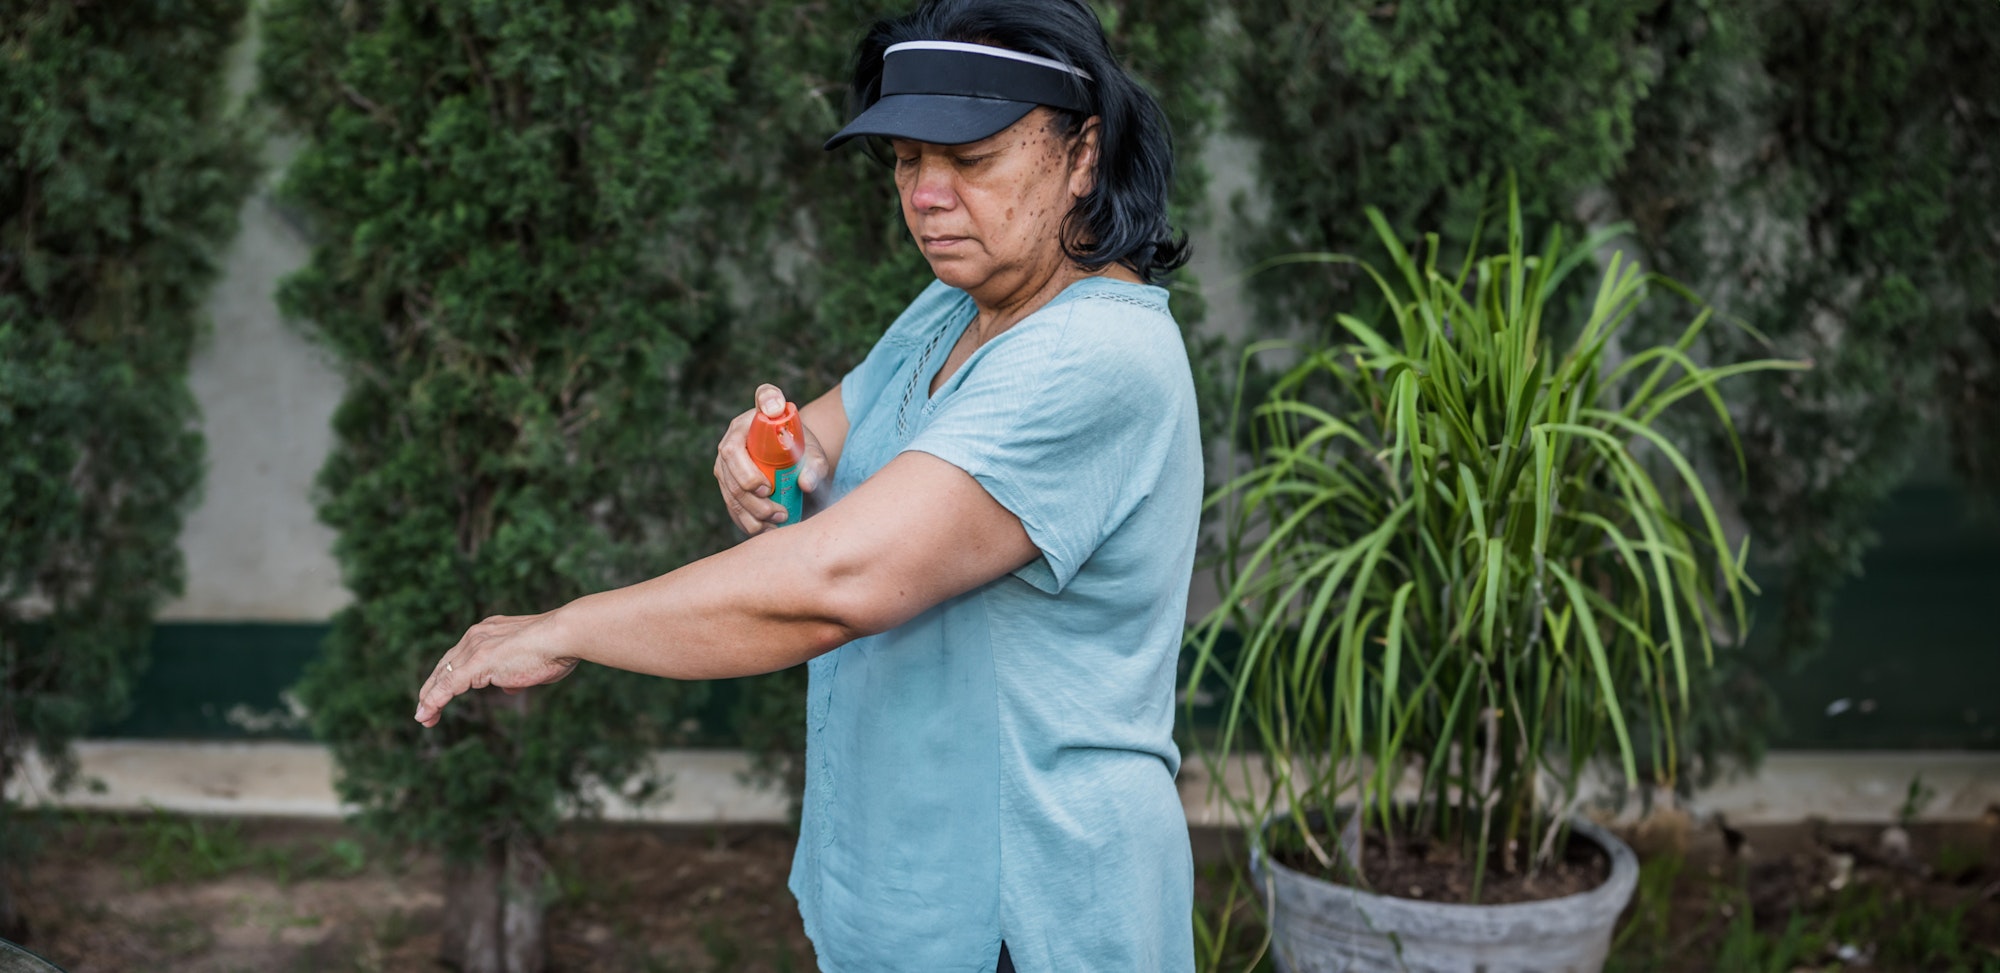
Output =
[{"x1": 161, "y1": 188, "x2": 347, "y2": 622}]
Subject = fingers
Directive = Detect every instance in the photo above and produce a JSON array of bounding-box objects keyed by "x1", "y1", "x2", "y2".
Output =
[
  {"x1": 755, "y1": 383, "x2": 786, "y2": 418},
  {"x1": 714, "y1": 452, "x2": 785, "y2": 533},
  {"x1": 714, "y1": 385, "x2": 805, "y2": 534},
  {"x1": 797, "y1": 440, "x2": 832, "y2": 495},
  {"x1": 415, "y1": 660, "x2": 459, "y2": 726},
  {"x1": 723, "y1": 484, "x2": 774, "y2": 535},
  {"x1": 717, "y1": 409, "x2": 770, "y2": 498},
  {"x1": 718, "y1": 409, "x2": 774, "y2": 500},
  {"x1": 416, "y1": 651, "x2": 474, "y2": 727},
  {"x1": 716, "y1": 394, "x2": 799, "y2": 533},
  {"x1": 415, "y1": 615, "x2": 515, "y2": 726},
  {"x1": 795, "y1": 456, "x2": 827, "y2": 495},
  {"x1": 783, "y1": 416, "x2": 830, "y2": 495},
  {"x1": 414, "y1": 630, "x2": 468, "y2": 725}
]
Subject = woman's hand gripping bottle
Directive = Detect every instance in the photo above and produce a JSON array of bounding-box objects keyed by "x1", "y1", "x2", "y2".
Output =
[{"x1": 745, "y1": 401, "x2": 806, "y2": 526}]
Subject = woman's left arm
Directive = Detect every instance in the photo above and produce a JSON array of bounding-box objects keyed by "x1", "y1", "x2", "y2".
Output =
[{"x1": 413, "y1": 450, "x2": 1038, "y2": 726}]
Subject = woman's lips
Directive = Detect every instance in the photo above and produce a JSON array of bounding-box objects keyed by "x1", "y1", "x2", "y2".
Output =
[{"x1": 922, "y1": 235, "x2": 970, "y2": 251}]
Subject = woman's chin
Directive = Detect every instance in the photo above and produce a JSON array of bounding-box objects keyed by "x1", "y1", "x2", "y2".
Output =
[{"x1": 925, "y1": 259, "x2": 985, "y2": 291}]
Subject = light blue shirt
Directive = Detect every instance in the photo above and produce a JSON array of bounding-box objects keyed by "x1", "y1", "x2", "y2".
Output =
[{"x1": 787, "y1": 276, "x2": 1202, "y2": 973}]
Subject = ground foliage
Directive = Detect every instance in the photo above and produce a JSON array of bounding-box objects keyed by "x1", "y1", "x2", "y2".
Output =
[
  {"x1": 0, "y1": 0, "x2": 258, "y2": 934},
  {"x1": 258, "y1": 2, "x2": 1216, "y2": 959}
]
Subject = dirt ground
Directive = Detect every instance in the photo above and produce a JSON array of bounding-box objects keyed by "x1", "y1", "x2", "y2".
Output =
[
  {"x1": 14, "y1": 816, "x2": 812, "y2": 972},
  {"x1": 11, "y1": 810, "x2": 2000, "y2": 972}
]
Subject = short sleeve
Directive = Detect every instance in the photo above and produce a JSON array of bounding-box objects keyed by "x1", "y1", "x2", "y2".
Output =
[
  {"x1": 906, "y1": 297, "x2": 1188, "y2": 593},
  {"x1": 840, "y1": 279, "x2": 964, "y2": 428}
]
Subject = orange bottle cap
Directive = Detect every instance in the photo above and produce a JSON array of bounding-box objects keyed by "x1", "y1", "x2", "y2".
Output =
[{"x1": 746, "y1": 402, "x2": 804, "y2": 469}]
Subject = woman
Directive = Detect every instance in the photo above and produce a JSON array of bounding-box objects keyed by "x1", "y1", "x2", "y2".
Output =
[{"x1": 413, "y1": 1, "x2": 1199, "y2": 969}]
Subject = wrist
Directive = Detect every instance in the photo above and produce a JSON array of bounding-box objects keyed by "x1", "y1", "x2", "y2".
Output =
[{"x1": 545, "y1": 595, "x2": 595, "y2": 667}]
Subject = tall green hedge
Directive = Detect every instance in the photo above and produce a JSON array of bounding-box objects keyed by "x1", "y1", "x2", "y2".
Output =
[
  {"x1": 259, "y1": 3, "x2": 736, "y2": 967},
  {"x1": 0, "y1": 0, "x2": 257, "y2": 939},
  {"x1": 1226, "y1": 0, "x2": 1663, "y2": 327},
  {"x1": 260, "y1": 1, "x2": 1211, "y2": 967},
  {"x1": 1614, "y1": 0, "x2": 2000, "y2": 660}
]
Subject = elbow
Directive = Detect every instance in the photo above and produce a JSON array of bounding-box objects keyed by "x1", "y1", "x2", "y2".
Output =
[
  {"x1": 808, "y1": 581, "x2": 904, "y2": 648},
  {"x1": 802, "y1": 616, "x2": 863, "y2": 661},
  {"x1": 795, "y1": 555, "x2": 909, "y2": 651},
  {"x1": 776, "y1": 513, "x2": 932, "y2": 661}
]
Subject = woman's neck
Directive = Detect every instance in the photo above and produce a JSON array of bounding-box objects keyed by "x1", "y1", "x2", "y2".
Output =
[
  {"x1": 928, "y1": 261, "x2": 1144, "y2": 397},
  {"x1": 965, "y1": 260, "x2": 1140, "y2": 345}
]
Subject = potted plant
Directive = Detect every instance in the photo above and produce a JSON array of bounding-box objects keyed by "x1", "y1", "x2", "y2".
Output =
[{"x1": 1188, "y1": 187, "x2": 1803, "y2": 972}]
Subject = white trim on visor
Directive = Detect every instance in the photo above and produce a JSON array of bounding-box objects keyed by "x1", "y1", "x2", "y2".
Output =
[{"x1": 884, "y1": 40, "x2": 1095, "y2": 81}]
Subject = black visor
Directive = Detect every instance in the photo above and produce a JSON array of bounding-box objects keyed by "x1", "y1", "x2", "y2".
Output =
[{"x1": 824, "y1": 41, "x2": 1092, "y2": 151}]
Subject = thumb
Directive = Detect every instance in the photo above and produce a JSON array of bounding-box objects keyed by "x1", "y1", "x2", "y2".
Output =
[{"x1": 755, "y1": 384, "x2": 787, "y2": 418}]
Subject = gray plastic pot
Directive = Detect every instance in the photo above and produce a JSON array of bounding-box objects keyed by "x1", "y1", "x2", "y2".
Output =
[{"x1": 1250, "y1": 817, "x2": 1639, "y2": 973}]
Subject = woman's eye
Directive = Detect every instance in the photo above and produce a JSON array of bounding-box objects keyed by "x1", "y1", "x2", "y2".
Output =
[
  {"x1": 953, "y1": 155, "x2": 984, "y2": 168},
  {"x1": 894, "y1": 156, "x2": 917, "y2": 170}
]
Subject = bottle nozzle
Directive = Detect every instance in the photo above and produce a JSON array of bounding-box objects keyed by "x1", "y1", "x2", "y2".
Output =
[{"x1": 746, "y1": 402, "x2": 804, "y2": 468}]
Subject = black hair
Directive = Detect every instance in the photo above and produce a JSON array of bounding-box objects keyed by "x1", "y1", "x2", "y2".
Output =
[{"x1": 845, "y1": 0, "x2": 1191, "y2": 284}]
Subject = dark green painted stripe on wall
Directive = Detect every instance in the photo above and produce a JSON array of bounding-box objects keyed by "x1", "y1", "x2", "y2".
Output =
[
  {"x1": 1751, "y1": 484, "x2": 2000, "y2": 750},
  {"x1": 94, "y1": 622, "x2": 325, "y2": 740}
]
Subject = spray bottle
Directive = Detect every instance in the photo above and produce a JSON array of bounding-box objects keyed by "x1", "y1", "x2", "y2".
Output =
[{"x1": 745, "y1": 401, "x2": 806, "y2": 526}]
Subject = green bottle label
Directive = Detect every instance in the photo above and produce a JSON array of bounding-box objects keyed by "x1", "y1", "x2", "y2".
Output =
[{"x1": 772, "y1": 464, "x2": 803, "y2": 525}]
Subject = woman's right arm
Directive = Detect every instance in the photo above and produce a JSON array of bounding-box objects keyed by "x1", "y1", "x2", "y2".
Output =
[{"x1": 714, "y1": 383, "x2": 849, "y2": 535}]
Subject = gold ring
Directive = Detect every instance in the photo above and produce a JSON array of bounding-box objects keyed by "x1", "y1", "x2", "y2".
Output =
[{"x1": 445, "y1": 663, "x2": 453, "y2": 673}]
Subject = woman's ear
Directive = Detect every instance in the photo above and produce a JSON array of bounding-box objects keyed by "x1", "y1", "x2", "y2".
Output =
[{"x1": 1067, "y1": 116, "x2": 1103, "y2": 199}]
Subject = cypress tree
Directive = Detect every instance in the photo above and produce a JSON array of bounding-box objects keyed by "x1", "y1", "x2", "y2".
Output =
[
  {"x1": 0, "y1": 0, "x2": 257, "y2": 940},
  {"x1": 260, "y1": 3, "x2": 731, "y2": 968}
]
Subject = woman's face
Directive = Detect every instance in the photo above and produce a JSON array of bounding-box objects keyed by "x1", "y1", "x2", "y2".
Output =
[{"x1": 890, "y1": 108, "x2": 1100, "y2": 304}]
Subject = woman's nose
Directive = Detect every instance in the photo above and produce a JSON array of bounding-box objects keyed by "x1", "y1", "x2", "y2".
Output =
[{"x1": 907, "y1": 158, "x2": 957, "y2": 211}]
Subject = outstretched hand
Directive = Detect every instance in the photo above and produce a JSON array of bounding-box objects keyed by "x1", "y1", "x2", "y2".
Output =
[
  {"x1": 714, "y1": 383, "x2": 832, "y2": 535},
  {"x1": 414, "y1": 611, "x2": 581, "y2": 727}
]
